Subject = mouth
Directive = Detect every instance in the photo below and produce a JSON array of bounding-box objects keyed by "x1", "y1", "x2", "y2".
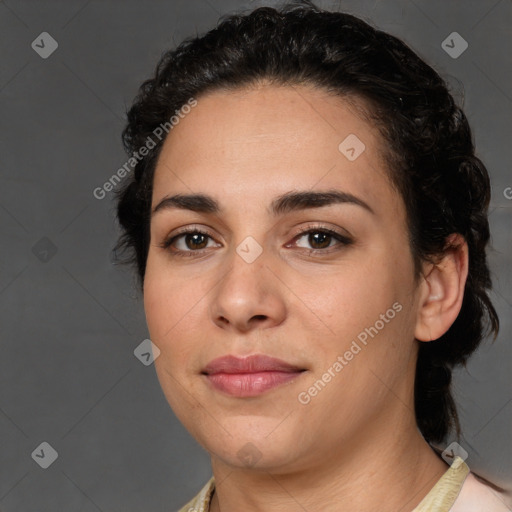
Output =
[{"x1": 202, "y1": 354, "x2": 306, "y2": 397}]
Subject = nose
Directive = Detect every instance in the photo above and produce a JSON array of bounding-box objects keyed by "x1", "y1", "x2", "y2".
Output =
[{"x1": 209, "y1": 247, "x2": 287, "y2": 333}]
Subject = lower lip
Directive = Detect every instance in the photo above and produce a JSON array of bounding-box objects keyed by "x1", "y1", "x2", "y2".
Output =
[{"x1": 205, "y1": 371, "x2": 303, "y2": 397}]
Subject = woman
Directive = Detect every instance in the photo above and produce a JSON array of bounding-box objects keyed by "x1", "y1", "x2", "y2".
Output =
[{"x1": 114, "y1": 1, "x2": 510, "y2": 510}]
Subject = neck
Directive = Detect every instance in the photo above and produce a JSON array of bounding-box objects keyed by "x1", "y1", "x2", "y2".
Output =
[{"x1": 209, "y1": 401, "x2": 448, "y2": 512}]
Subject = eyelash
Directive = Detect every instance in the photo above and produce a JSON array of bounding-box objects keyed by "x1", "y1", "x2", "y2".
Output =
[{"x1": 158, "y1": 224, "x2": 353, "y2": 258}]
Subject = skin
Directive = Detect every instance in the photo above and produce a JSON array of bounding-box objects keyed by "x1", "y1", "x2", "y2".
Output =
[{"x1": 143, "y1": 83, "x2": 468, "y2": 512}]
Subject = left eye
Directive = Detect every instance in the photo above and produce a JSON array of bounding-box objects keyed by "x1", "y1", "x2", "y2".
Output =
[{"x1": 292, "y1": 229, "x2": 351, "y2": 250}]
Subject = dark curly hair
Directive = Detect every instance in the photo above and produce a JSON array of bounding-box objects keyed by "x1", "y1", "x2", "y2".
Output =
[{"x1": 113, "y1": 0, "x2": 499, "y2": 445}]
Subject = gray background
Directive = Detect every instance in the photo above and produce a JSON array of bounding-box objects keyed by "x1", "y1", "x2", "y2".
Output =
[{"x1": 0, "y1": 0, "x2": 510, "y2": 510}]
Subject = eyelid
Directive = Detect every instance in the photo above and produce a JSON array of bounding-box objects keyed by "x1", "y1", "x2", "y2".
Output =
[
  {"x1": 290, "y1": 223, "x2": 353, "y2": 242},
  {"x1": 158, "y1": 224, "x2": 218, "y2": 249},
  {"x1": 285, "y1": 224, "x2": 354, "y2": 254}
]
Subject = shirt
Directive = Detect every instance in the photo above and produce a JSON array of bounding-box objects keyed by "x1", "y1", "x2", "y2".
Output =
[{"x1": 177, "y1": 456, "x2": 511, "y2": 512}]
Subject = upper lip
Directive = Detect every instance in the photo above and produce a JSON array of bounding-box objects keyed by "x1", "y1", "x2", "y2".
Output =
[{"x1": 202, "y1": 355, "x2": 304, "y2": 375}]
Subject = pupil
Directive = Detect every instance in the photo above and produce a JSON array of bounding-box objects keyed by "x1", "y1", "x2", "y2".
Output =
[
  {"x1": 187, "y1": 233, "x2": 207, "y2": 249},
  {"x1": 310, "y1": 232, "x2": 330, "y2": 249}
]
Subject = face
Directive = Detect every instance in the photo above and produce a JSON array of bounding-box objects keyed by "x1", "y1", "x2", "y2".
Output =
[{"x1": 144, "y1": 84, "x2": 423, "y2": 473}]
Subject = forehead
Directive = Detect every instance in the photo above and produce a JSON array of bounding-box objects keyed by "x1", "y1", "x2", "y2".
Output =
[{"x1": 151, "y1": 84, "x2": 399, "y2": 218}]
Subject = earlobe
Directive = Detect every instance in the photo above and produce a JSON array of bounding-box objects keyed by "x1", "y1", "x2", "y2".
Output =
[{"x1": 415, "y1": 234, "x2": 469, "y2": 342}]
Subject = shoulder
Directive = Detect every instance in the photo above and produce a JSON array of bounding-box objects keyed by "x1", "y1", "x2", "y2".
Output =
[{"x1": 450, "y1": 472, "x2": 511, "y2": 512}]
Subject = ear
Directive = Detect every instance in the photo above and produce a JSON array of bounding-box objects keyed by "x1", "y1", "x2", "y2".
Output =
[{"x1": 415, "y1": 234, "x2": 469, "y2": 342}]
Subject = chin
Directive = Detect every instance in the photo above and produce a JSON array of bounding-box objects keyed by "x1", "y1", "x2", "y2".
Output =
[{"x1": 201, "y1": 419, "x2": 303, "y2": 471}]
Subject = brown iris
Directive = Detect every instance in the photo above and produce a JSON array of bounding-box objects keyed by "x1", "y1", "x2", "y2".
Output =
[
  {"x1": 307, "y1": 232, "x2": 332, "y2": 249},
  {"x1": 185, "y1": 233, "x2": 209, "y2": 250}
]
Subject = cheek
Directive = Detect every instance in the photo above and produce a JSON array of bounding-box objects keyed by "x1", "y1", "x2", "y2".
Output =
[
  {"x1": 143, "y1": 252, "x2": 199, "y2": 339},
  {"x1": 143, "y1": 273, "x2": 204, "y2": 420},
  {"x1": 296, "y1": 259, "x2": 401, "y2": 336},
  {"x1": 143, "y1": 266, "x2": 198, "y2": 375},
  {"x1": 296, "y1": 250, "x2": 416, "y2": 374}
]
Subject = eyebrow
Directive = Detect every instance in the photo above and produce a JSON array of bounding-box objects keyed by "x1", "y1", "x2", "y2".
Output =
[{"x1": 151, "y1": 189, "x2": 374, "y2": 218}]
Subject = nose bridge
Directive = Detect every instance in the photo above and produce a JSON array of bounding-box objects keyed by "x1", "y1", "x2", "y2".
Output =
[
  {"x1": 210, "y1": 236, "x2": 285, "y2": 330},
  {"x1": 218, "y1": 236, "x2": 269, "y2": 303}
]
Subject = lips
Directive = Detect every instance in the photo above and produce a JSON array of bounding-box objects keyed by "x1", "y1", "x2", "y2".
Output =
[
  {"x1": 203, "y1": 354, "x2": 303, "y2": 374},
  {"x1": 202, "y1": 354, "x2": 305, "y2": 397}
]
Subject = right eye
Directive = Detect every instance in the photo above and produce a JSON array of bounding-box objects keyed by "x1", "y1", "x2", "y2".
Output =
[{"x1": 159, "y1": 228, "x2": 221, "y2": 257}]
